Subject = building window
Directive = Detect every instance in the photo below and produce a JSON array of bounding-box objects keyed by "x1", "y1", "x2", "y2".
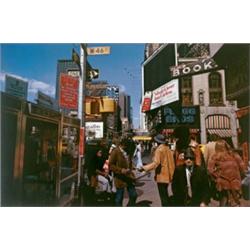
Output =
[
  {"x1": 198, "y1": 89, "x2": 204, "y2": 106},
  {"x1": 209, "y1": 72, "x2": 223, "y2": 105},
  {"x1": 181, "y1": 76, "x2": 193, "y2": 105}
]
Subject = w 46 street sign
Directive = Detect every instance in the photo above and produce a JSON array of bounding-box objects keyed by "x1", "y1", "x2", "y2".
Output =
[{"x1": 87, "y1": 46, "x2": 110, "y2": 55}]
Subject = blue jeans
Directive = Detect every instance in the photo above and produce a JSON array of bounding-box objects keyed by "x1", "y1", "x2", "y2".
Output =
[{"x1": 115, "y1": 185, "x2": 137, "y2": 207}]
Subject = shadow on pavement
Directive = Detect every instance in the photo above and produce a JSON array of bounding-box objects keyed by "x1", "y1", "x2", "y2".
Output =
[
  {"x1": 135, "y1": 181, "x2": 145, "y2": 187},
  {"x1": 135, "y1": 200, "x2": 152, "y2": 207}
]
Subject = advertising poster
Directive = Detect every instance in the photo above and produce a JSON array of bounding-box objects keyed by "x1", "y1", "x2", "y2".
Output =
[
  {"x1": 85, "y1": 122, "x2": 103, "y2": 139},
  {"x1": 59, "y1": 73, "x2": 78, "y2": 109},
  {"x1": 151, "y1": 79, "x2": 179, "y2": 110}
]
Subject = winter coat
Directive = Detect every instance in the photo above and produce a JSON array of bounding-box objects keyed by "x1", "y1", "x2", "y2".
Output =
[
  {"x1": 203, "y1": 141, "x2": 216, "y2": 164},
  {"x1": 143, "y1": 144, "x2": 175, "y2": 183},
  {"x1": 109, "y1": 147, "x2": 135, "y2": 188},
  {"x1": 172, "y1": 164, "x2": 210, "y2": 206},
  {"x1": 208, "y1": 152, "x2": 246, "y2": 191}
]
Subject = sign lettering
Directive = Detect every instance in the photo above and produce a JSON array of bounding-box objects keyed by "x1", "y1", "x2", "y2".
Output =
[
  {"x1": 170, "y1": 58, "x2": 218, "y2": 77},
  {"x1": 151, "y1": 79, "x2": 179, "y2": 110},
  {"x1": 163, "y1": 106, "x2": 200, "y2": 127},
  {"x1": 87, "y1": 46, "x2": 111, "y2": 55}
]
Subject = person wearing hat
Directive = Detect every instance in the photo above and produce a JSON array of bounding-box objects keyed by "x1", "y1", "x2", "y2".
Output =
[
  {"x1": 172, "y1": 147, "x2": 210, "y2": 206},
  {"x1": 139, "y1": 134, "x2": 175, "y2": 206}
]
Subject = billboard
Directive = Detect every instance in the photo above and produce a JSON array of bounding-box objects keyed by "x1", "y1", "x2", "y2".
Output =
[
  {"x1": 85, "y1": 122, "x2": 104, "y2": 139},
  {"x1": 59, "y1": 73, "x2": 78, "y2": 109},
  {"x1": 151, "y1": 79, "x2": 179, "y2": 110},
  {"x1": 5, "y1": 74, "x2": 28, "y2": 99}
]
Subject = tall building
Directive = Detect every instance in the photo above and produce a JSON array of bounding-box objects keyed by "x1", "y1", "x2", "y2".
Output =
[
  {"x1": 119, "y1": 92, "x2": 132, "y2": 133},
  {"x1": 144, "y1": 43, "x2": 164, "y2": 59}
]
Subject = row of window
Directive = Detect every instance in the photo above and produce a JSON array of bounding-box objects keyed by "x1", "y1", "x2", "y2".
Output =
[{"x1": 181, "y1": 72, "x2": 223, "y2": 106}]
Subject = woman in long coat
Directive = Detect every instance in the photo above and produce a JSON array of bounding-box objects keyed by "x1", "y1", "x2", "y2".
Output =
[{"x1": 207, "y1": 139, "x2": 247, "y2": 206}]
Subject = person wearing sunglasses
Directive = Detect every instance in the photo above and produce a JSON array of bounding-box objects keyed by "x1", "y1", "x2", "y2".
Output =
[{"x1": 172, "y1": 147, "x2": 210, "y2": 206}]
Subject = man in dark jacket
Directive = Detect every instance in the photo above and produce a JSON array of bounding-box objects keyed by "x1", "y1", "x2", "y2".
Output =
[{"x1": 172, "y1": 147, "x2": 210, "y2": 206}]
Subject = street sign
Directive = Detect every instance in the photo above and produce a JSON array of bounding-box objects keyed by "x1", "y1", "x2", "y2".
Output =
[
  {"x1": 87, "y1": 46, "x2": 110, "y2": 55},
  {"x1": 88, "y1": 68, "x2": 99, "y2": 79}
]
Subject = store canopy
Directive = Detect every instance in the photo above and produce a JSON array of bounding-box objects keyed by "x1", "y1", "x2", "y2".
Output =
[
  {"x1": 132, "y1": 136, "x2": 152, "y2": 141},
  {"x1": 207, "y1": 129, "x2": 233, "y2": 138}
]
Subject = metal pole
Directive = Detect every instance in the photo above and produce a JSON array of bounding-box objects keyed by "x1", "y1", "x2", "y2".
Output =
[
  {"x1": 77, "y1": 44, "x2": 87, "y2": 188},
  {"x1": 174, "y1": 43, "x2": 178, "y2": 66}
]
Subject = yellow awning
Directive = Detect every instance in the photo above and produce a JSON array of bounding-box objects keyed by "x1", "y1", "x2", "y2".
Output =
[{"x1": 132, "y1": 136, "x2": 152, "y2": 141}]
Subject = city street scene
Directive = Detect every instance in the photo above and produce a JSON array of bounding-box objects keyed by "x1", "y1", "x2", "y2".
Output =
[{"x1": 1, "y1": 43, "x2": 250, "y2": 207}]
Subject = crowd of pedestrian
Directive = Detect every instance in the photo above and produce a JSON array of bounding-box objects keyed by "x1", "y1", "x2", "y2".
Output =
[{"x1": 84, "y1": 126, "x2": 248, "y2": 207}]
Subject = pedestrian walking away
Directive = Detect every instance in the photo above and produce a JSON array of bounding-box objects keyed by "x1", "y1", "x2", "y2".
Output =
[
  {"x1": 133, "y1": 141, "x2": 143, "y2": 169},
  {"x1": 139, "y1": 134, "x2": 175, "y2": 206}
]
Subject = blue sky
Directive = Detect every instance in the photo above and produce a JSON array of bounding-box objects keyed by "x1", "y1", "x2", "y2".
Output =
[{"x1": 0, "y1": 43, "x2": 145, "y2": 128}]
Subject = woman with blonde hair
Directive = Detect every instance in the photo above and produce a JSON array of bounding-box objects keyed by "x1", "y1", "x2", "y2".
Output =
[{"x1": 207, "y1": 139, "x2": 247, "y2": 206}]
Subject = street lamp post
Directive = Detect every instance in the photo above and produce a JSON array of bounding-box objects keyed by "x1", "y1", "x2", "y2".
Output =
[{"x1": 77, "y1": 44, "x2": 87, "y2": 189}]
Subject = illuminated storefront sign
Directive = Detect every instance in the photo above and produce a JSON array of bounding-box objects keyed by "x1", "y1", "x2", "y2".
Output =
[{"x1": 163, "y1": 106, "x2": 200, "y2": 127}]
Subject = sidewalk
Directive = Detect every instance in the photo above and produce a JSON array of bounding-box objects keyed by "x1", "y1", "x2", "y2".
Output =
[
  {"x1": 123, "y1": 152, "x2": 161, "y2": 207},
  {"x1": 123, "y1": 152, "x2": 250, "y2": 207}
]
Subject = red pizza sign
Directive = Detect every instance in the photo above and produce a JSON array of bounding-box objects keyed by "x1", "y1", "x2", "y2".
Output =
[{"x1": 59, "y1": 73, "x2": 78, "y2": 109}]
